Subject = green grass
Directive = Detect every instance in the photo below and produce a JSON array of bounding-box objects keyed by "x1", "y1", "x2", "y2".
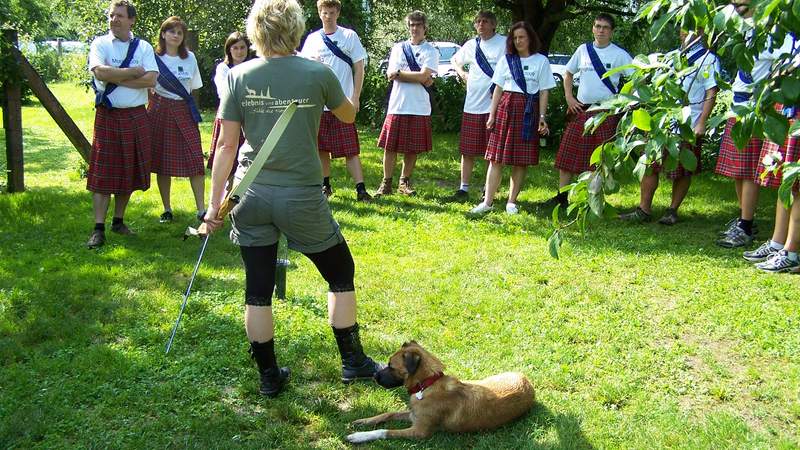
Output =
[{"x1": 1, "y1": 83, "x2": 799, "y2": 449}]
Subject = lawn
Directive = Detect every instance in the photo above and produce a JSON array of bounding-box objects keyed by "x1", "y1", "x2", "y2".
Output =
[{"x1": 1, "y1": 83, "x2": 799, "y2": 449}]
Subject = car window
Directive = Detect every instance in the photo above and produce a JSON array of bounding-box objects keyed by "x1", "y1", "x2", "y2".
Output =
[{"x1": 438, "y1": 47, "x2": 458, "y2": 61}]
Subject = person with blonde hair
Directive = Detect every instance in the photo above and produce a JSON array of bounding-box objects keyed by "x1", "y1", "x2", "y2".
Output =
[
  {"x1": 85, "y1": 0, "x2": 158, "y2": 248},
  {"x1": 149, "y1": 16, "x2": 205, "y2": 224},
  {"x1": 204, "y1": 0, "x2": 382, "y2": 398},
  {"x1": 300, "y1": 0, "x2": 371, "y2": 201}
]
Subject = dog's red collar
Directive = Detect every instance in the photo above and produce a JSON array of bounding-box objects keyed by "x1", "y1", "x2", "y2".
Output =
[{"x1": 408, "y1": 372, "x2": 444, "y2": 396}]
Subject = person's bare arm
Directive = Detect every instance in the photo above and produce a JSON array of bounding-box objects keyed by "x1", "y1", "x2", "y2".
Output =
[
  {"x1": 92, "y1": 65, "x2": 145, "y2": 84},
  {"x1": 203, "y1": 120, "x2": 241, "y2": 232},
  {"x1": 351, "y1": 59, "x2": 365, "y2": 113},
  {"x1": 116, "y1": 71, "x2": 158, "y2": 88},
  {"x1": 564, "y1": 71, "x2": 583, "y2": 114},
  {"x1": 331, "y1": 98, "x2": 356, "y2": 124}
]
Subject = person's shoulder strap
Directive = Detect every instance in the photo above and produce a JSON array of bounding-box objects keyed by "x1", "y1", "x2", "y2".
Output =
[
  {"x1": 93, "y1": 37, "x2": 141, "y2": 108},
  {"x1": 155, "y1": 55, "x2": 202, "y2": 123},
  {"x1": 402, "y1": 41, "x2": 421, "y2": 72},
  {"x1": 319, "y1": 29, "x2": 353, "y2": 68},
  {"x1": 474, "y1": 37, "x2": 494, "y2": 79},
  {"x1": 585, "y1": 41, "x2": 617, "y2": 94}
]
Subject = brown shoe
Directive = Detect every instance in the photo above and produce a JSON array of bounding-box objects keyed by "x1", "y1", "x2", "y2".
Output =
[
  {"x1": 398, "y1": 177, "x2": 416, "y2": 196},
  {"x1": 111, "y1": 222, "x2": 135, "y2": 235},
  {"x1": 87, "y1": 229, "x2": 106, "y2": 249},
  {"x1": 374, "y1": 178, "x2": 393, "y2": 197}
]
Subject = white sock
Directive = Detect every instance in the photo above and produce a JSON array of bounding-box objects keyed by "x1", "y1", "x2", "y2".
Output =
[
  {"x1": 460, "y1": 183, "x2": 469, "y2": 192},
  {"x1": 769, "y1": 240, "x2": 784, "y2": 250},
  {"x1": 787, "y1": 251, "x2": 799, "y2": 262}
]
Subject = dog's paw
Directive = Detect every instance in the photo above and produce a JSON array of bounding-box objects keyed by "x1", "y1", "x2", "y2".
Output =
[
  {"x1": 346, "y1": 430, "x2": 387, "y2": 444},
  {"x1": 350, "y1": 418, "x2": 372, "y2": 428}
]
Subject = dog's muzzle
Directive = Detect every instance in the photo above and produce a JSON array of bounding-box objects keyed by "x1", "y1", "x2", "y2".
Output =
[{"x1": 374, "y1": 366, "x2": 404, "y2": 389}]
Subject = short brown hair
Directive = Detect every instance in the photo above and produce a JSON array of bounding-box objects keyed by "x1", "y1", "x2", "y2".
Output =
[
  {"x1": 317, "y1": 0, "x2": 341, "y2": 11},
  {"x1": 156, "y1": 16, "x2": 189, "y2": 59},
  {"x1": 406, "y1": 10, "x2": 427, "y2": 28},
  {"x1": 223, "y1": 31, "x2": 251, "y2": 66},
  {"x1": 108, "y1": 0, "x2": 136, "y2": 19},
  {"x1": 506, "y1": 21, "x2": 541, "y2": 55}
]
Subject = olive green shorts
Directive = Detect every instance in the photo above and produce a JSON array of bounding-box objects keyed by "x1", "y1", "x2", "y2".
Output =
[{"x1": 229, "y1": 184, "x2": 343, "y2": 253}]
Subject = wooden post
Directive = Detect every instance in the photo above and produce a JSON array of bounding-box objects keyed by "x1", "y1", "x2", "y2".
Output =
[
  {"x1": 14, "y1": 46, "x2": 91, "y2": 162},
  {"x1": 2, "y1": 29, "x2": 24, "y2": 192},
  {"x1": 185, "y1": 30, "x2": 201, "y2": 108}
]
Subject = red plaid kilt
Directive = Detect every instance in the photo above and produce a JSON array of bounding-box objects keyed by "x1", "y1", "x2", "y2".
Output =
[
  {"x1": 86, "y1": 105, "x2": 151, "y2": 195},
  {"x1": 485, "y1": 92, "x2": 539, "y2": 166},
  {"x1": 318, "y1": 111, "x2": 360, "y2": 157},
  {"x1": 207, "y1": 117, "x2": 245, "y2": 178},
  {"x1": 715, "y1": 117, "x2": 763, "y2": 180},
  {"x1": 148, "y1": 93, "x2": 204, "y2": 177},
  {"x1": 555, "y1": 109, "x2": 619, "y2": 173},
  {"x1": 757, "y1": 131, "x2": 800, "y2": 189},
  {"x1": 378, "y1": 114, "x2": 432, "y2": 154},
  {"x1": 652, "y1": 138, "x2": 704, "y2": 180},
  {"x1": 459, "y1": 112, "x2": 490, "y2": 157}
]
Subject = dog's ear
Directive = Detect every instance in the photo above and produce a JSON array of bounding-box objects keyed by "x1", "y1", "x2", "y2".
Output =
[{"x1": 403, "y1": 351, "x2": 421, "y2": 375}]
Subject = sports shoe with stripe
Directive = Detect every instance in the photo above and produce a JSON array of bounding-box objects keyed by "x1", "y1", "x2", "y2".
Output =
[
  {"x1": 743, "y1": 241, "x2": 780, "y2": 262},
  {"x1": 755, "y1": 250, "x2": 800, "y2": 273},
  {"x1": 716, "y1": 225, "x2": 753, "y2": 248}
]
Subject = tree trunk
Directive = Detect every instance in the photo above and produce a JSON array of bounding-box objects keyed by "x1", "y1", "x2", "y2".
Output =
[{"x1": 502, "y1": 0, "x2": 572, "y2": 53}]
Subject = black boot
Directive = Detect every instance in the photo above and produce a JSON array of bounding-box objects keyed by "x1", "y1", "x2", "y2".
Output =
[
  {"x1": 249, "y1": 340, "x2": 290, "y2": 398},
  {"x1": 332, "y1": 323, "x2": 385, "y2": 383}
]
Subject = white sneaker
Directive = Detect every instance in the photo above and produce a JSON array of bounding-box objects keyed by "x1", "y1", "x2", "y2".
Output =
[
  {"x1": 470, "y1": 202, "x2": 493, "y2": 214},
  {"x1": 506, "y1": 203, "x2": 519, "y2": 214}
]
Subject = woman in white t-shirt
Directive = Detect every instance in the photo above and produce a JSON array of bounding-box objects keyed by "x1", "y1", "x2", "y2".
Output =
[
  {"x1": 207, "y1": 32, "x2": 251, "y2": 189},
  {"x1": 471, "y1": 22, "x2": 554, "y2": 215},
  {"x1": 148, "y1": 16, "x2": 205, "y2": 223}
]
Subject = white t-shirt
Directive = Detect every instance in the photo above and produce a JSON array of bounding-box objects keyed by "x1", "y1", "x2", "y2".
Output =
[
  {"x1": 386, "y1": 40, "x2": 439, "y2": 115},
  {"x1": 214, "y1": 62, "x2": 231, "y2": 99},
  {"x1": 732, "y1": 33, "x2": 797, "y2": 106},
  {"x1": 88, "y1": 32, "x2": 158, "y2": 108},
  {"x1": 492, "y1": 53, "x2": 556, "y2": 95},
  {"x1": 300, "y1": 26, "x2": 367, "y2": 103},
  {"x1": 565, "y1": 42, "x2": 633, "y2": 105},
  {"x1": 154, "y1": 51, "x2": 203, "y2": 100},
  {"x1": 452, "y1": 34, "x2": 506, "y2": 114},
  {"x1": 680, "y1": 45, "x2": 719, "y2": 126}
]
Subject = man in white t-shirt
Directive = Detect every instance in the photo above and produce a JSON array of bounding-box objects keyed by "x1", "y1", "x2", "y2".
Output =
[
  {"x1": 550, "y1": 13, "x2": 632, "y2": 207},
  {"x1": 375, "y1": 10, "x2": 439, "y2": 197},
  {"x1": 85, "y1": 0, "x2": 158, "y2": 249},
  {"x1": 300, "y1": 0, "x2": 371, "y2": 202},
  {"x1": 450, "y1": 10, "x2": 506, "y2": 200},
  {"x1": 620, "y1": 30, "x2": 719, "y2": 225}
]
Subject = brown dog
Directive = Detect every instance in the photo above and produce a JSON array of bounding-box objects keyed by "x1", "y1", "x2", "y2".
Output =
[{"x1": 346, "y1": 341, "x2": 534, "y2": 443}]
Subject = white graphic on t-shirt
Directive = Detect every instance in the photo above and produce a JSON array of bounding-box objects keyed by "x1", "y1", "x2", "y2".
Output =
[{"x1": 243, "y1": 84, "x2": 316, "y2": 113}]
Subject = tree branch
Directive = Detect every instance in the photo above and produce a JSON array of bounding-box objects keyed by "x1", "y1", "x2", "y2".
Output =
[{"x1": 572, "y1": 0, "x2": 636, "y2": 17}]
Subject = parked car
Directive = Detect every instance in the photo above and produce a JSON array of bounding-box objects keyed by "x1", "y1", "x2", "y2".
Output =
[
  {"x1": 548, "y1": 53, "x2": 573, "y2": 85},
  {"x1": 377, "y1": 41, "x2": 461, "y2": 78}
]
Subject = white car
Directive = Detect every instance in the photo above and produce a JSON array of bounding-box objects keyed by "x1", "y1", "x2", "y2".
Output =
[
  {"x1": 378, "y1": 41, "x2": 461, "y2": 78},
  {"x1": 548, "y1": 53, "x2": 572, "y2": 84}
]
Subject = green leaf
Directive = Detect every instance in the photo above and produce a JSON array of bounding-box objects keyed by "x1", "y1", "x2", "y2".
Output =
[
  {"x1": 731, "y1": 119, "x2": 752, "y2": 151},
  {"x1": 551, "y1": 204, "x2": 560, "y2": 227},
  {"x1": 790, "y1": 120, "x2": 800, "y2": 137},
  {"x1": 633, "y1": 109, "x2": 652, "y2": 131},
  {"x1": 547, "y1": 230, "x2": 561, "y2": 259},
  {"x1": 764, "y1": 113, "x2": 789, "y2": 146},
  {"x1": 633, "y1": 154, "x2": 648, "y2": 181},
  {"x1": 589, "y1": 146, "x2": 603, "y2": 167},
  {"x1": 650, "y1": 10, "x2": 677, "y2": 39},
  {"x1": 588, "y1": 191, "x2": 605, "y2": 217},
  {"x1": 781, "y1": 78, "x2": 800, "y2": 103},
  {"x1": 679, "y1": 147, "x2": 698, "y2": 171}
]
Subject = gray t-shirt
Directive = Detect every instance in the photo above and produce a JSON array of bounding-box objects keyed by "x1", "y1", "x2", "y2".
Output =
[{"x1": 218, "y1": 56, "x2": 347, "y2": 186}]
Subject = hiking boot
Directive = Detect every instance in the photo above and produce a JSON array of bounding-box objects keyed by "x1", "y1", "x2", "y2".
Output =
[
  {"x1": 258, "y1": 366, "x2": 291, "y2": 398},
  {"x1": 658, "y1": 208, "x2": 679, "y2": 225},
  {"x1": 322, "y1": 185, "x2": 333, "y2": 198},
  {"x1": 87, "y1": 229, "x2": 106, "y2": 249},
  {"x1": 374, "y1": 178, "x2": 393, "y2": 197},
  {"x1": 619, "y1": 207, "x2": 652, "y2": 223},
  {"x1": 452, "y1": 189, "x2": 469, "y2": 201},
  {"x1": 333, "y1": 323, "x2": 385, "y2": 383},
  {"x1": 111, "y1": 222, "x2": 134, "y2": 235},
  {"x1": 159, "y1": 211, "x2": 174, "y2": 223},
  {"x1": 755, "y1": 250, "x2": 800, "y2": 273},
  {"x1": 743, "y1": 241, "x2": 780, "y2": 262},
  {"x1": 506, "y1": 203, "x2": 519, "y2": 215},
  {"x1": 398, "y1": 177, "x2": 416, "y2": 196},
  {"x1": 716, "y1": 225, "x2": 753, "y2": 248},
  {"x1": 356, "y1": 190, "x2": 373, "y2": 202},
  {"x1": 470, "y1": 202, "x2": 493, "y2": 214}
]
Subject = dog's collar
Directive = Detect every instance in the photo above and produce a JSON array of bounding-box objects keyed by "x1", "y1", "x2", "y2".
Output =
[{"x1": 407, "y1": 372, "x2": 444, "y2": 399}]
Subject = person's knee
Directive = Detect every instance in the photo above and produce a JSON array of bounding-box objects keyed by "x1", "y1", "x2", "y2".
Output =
[
  {"x1": 306, "y1": 241, "x2": 355, "y2": 292},
  {"x1": 245, "y1": 295, "x2": 273, "y2": 307}
]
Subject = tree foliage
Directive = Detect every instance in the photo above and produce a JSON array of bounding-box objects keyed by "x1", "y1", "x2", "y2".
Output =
[{"x1": 548, "y1": 0, "x2": 800, "y2": 258}]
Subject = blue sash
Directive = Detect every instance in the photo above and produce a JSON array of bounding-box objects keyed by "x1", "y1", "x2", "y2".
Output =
[
  {"x1": 401, "y1": 41, "x2": 421, "y2": 71},
  {"x1": 93, "y1": 37, "x2": 140, "y2": 108},
  {"x1": 686, "y1": 44, "x2": 708, "y2": 65},
  {"x1": 506, "y1": 54, "x2": 539, "y2": 141},
  {"x1": 783, "y1": 33, "x2": 799, "y2": 117},
  {"x1": 155, "y1": 55, "x2": 202, "y2": 123},
  {"x1": 585, "y1": 41, "x2": 618, "y2": 95},
  {"x1": 319, "y1": 29, "x2": 353, "y2": 68},
  {"x1": 474, "y1": 37, "x2": 496, "y2": 95}
]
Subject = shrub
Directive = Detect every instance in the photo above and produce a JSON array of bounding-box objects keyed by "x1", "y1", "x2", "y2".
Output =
[{"x1": 25, "y1": 44, "x2": 61, "y2": 82}]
